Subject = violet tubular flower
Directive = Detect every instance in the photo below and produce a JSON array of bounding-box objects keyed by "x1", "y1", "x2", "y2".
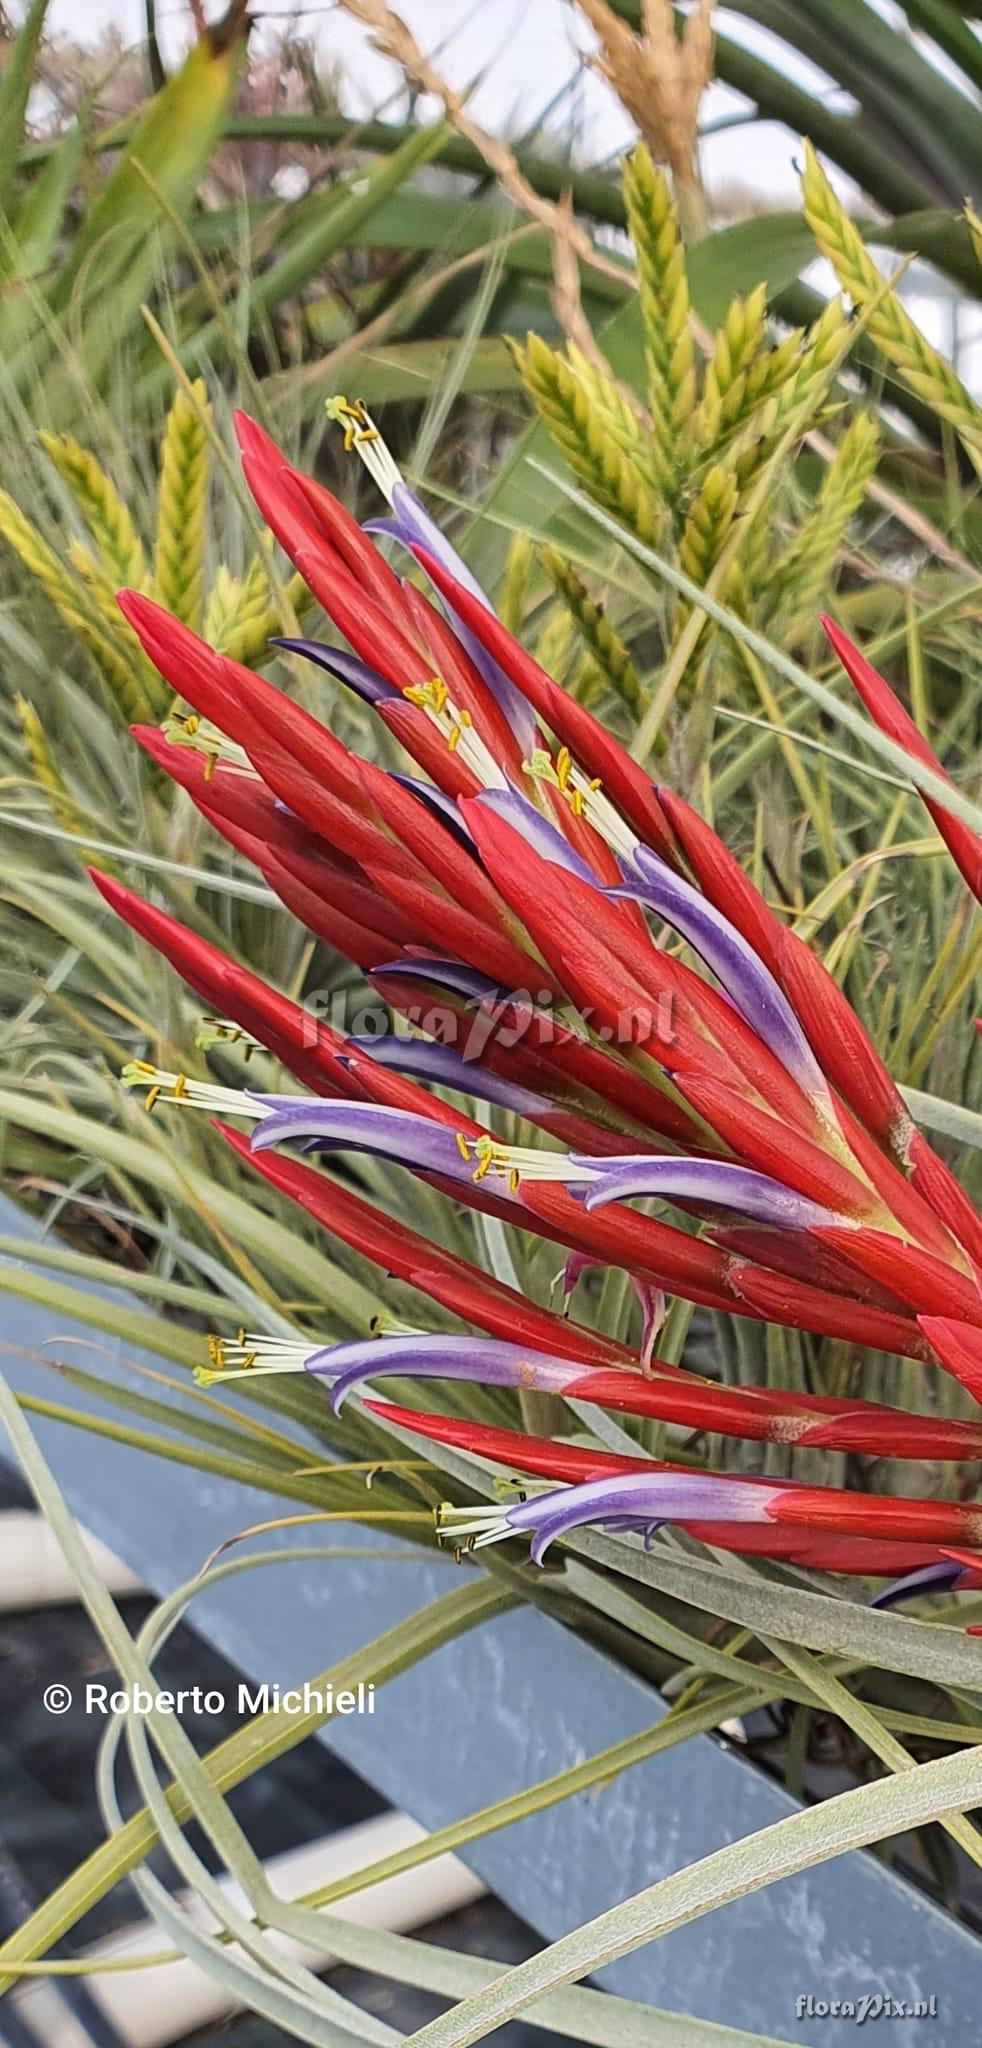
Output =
[
  {"x1": 614, "y1": 843, "x2": 832, "y2": 1110},
  {"x1": 307, "y1": 1333, "x2": 592, "y2": 1412},
  {"x1": 270, "y1": 638, "x2": 397, "y2": 704},
  {"x1": 568, "y1": 1154, "x2": 842, "y2": 1230},
  {"x1": 325, "y1": 395, "x2": 536, "y2": 752},
  {"x1": 248, "y1": 1098, "x2": 496, "y2": 1186},
  {"x1": 870, "y1": 1560, "x2": 970, "y2": 1610},
  {"x1": 342, "y1": 1035, "x2": 553, "y2": 1119},
  {"x1": 438, "y1": 1471, "x2": 781, "y2": 1565}
]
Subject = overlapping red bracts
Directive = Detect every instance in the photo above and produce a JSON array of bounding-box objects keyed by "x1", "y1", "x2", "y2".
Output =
[
  {"x1": 92, "y1": 410, "x2": 982, "y2": 1573},
  {"x1": 220, "y1": 1126, "x2": 635, "y2": 1370},
  {"x1": 370, "y1": 1355, "x2": 982, "y2": 1461},
  {"x1": 409, "y1": 546, "x2": 679, "y2": 860},
  {"x1": 366, "y1": 1405, "x2": 982, "y2": 1581}
]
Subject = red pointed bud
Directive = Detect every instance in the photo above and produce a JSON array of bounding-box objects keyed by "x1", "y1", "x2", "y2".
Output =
[
  {"x1": 823, "y1": 615, "x2": 982, "y2": 905},
  {"x1": 120, "y1": 593, "x2": 371, "y2": 818},
  {"x1": 117, "y1": 592, "x2": 249, "y2": 740},
  {"x1": 769, "y1": 1484, "x2": 982, "y2": 1549},
  {"x1": 89, "y1": 870, "x2": 350, "y2": 1094},
  {"x1": 727, "y1": 1259, "x2": 924, "y2": 1357},
  {"x1": 293, "y1": 541, "x2": 436, "y2": 695},
  {"x1": 234, "y1": 411, "x2": 408, "y2": 625}
]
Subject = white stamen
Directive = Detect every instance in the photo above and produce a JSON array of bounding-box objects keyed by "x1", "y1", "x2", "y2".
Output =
[
  {"x1": 325, "y1": 397, "x2": 402, "y2": 503},
  {"x1": 195, "y1": 1018, "x2": 265, "y2": 1058},
  {"x1": 579, "y1": 778, "x2": 639, "y2": 861},
  {"x1": 120, "y1": 1063, "x2": 268, "y2": 1120},
  {"x1": 524, "y1": 746, "x2": 638, "y2": 861},
  {"x1": 403, "y1": 675, "x2": 508, "y2": 791},
  {"x1": 196, "y1": 1330, "x2": 317, "y2": 1387},
  {"x1": 460, "y1": 1134, "x2": 599, "y2": 1191},
  {"x1": 435, "y1": 1502, "x2": 518, "y2": 1550},
  {"x1": 164, "y1": 711, "x2": 255, "y2": 780}
]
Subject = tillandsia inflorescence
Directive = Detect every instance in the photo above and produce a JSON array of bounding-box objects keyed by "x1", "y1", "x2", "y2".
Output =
[{"x1": 93, "y1": 399, "x2": 982, "y2": 1608}]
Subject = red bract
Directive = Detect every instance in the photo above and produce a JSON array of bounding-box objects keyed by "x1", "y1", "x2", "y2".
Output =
[
  {"x1": 823, "y1": 614, "x2": 982, "y2": 906},
  {"x1": 91, "y1": 405, "x2": 982, "y2": 1592},
  {"x1": 368, "y1": 1403, "x2": 982, "y2": 1580}
]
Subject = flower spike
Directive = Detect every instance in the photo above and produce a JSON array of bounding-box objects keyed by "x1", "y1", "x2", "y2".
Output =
[{"x1": 84, "y1": 408, "x2": 982, "y2": 1604}]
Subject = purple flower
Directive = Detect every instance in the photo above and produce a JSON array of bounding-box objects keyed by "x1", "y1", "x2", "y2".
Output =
[
  {"x1": 460, "y1": 1471, "x2": 779, "y2": 1565},
  {"x1": 568, "y1": 1154, "x2": 838, "y2": 1230},
  {"x1": 870, "y1": 1560, "x2": 969, "y2": 1609},
  {"x1": 248, "y1": 1099, "x2": 480, "y2": 1183},
  {"x1": 475, "y1": 788, "x2": 600, "y2": 884},
  {"x1": 613, "y1": 844, "x2": 831, "y2": 1106},
  {"x1": 305, "y1": 1332, "x2": 585, "y2": 1411},
  {"x1": 342, "y1": 1036, "x2": 551, "y2": 1118},
  {"x1": 269, "y1": 638, "x2": 396, "y2": 704}
]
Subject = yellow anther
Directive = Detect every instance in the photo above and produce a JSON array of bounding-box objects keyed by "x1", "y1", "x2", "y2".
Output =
[
  {"x1": 325, "y1": 396, "x2": 379, "y2": 452},
  {"x1": 470, "y1": 1134, "x2": 495, "y2": 1182},
  {"x1": 570, "y1": 789, "x2": 585, "y2": 816},
  {"x1": 203, "y1": 753, "x2": 216, "y2": 783},
  {"x1": 447, "y1": 724, "x2": 461, "y2": 752},
  {"x1": 508, "y1": 1168, "x2": 520, "y2": 1194},
  {"x1": 404, "y1": 675, "x2": 448, "y2": 717},
  {"x1": 171, "y1": 1073, "x2": 188, "y2": 1100},
  {"x1": 454, "y1": 1132, "x2": 470, "y2": 1161},
  {"x1": 555, "y1": 746, "x2": 572, "y2": 791},
  {"x1": 145, "y1": 1085, "x2": 161, "y2": 1113}
]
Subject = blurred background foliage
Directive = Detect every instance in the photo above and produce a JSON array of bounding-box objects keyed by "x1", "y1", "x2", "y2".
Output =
[{"x1": 0, "y1": 0, "x2": 980, "y2": 1973}]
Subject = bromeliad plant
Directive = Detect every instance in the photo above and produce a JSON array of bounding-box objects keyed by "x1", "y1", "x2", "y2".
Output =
[{"x1": 86, "y1": 399, "x2": 982, "y2": 1607}]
